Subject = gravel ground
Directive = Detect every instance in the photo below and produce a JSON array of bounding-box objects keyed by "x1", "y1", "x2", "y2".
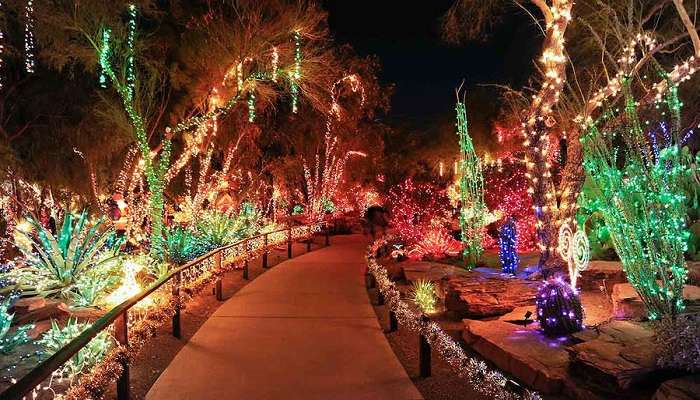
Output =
[{"x1": 367, "y1": 283, "x2": 488, "y2": 400}]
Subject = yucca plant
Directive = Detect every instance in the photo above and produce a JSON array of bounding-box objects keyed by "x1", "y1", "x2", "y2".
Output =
[
  {"x1": 412, "y1": 279, "x2": 437, "y2": 314},
  {"x1": 0, "y1": 296, "x2": 33, "y2": 354},
  {"x1": 38, "y1": 318, "x2": 112, "y2": 379},
  {"x1": 9, "y1": 210, "x2": 121, "y2": 300}
]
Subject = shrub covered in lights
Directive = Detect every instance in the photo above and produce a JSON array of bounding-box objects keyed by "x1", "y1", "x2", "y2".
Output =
[
  {"x1": 498, "y1": 217, "x2": 518, "y2": 275},
  {"x1": 39, "y1": 318, "x2": 112, "y2": 379},
  {"x1": 387, "y1": 179, "x2": 451, "y2": 247},
  {"x1": 582, "y1": 81, "x2": 689, "y2": 319},
  {"x1": 412, "y1": 279, "x2": 437, "y2": 314},
  {"x1": 0, "y1": 296, "x2": 33, "y2": 354},
  {"x1": 536, "y1": 277, "x2": 584, "y2": 337},
  {"x1": 9, "y1": 210, "x2": 121, "y2": 300}
]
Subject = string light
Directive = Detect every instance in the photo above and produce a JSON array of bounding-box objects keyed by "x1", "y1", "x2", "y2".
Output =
[
  {"x1": 290, "y1": 30, "x2": 302, "y2": 113},
  {"x1": 98, "y1": 28, "x2": 111, "y2": 89},
  {"x1": 367, "y1": 238, "x2": 541, "y2": 400},
  {"x1": 455, "y1": 96, "x2": 486, "y2": 267},
  {"x1": 247, "y1": 85, "x2": 256, "y2": 122},
  {"x1": 498, "y1": 217, "x2": 518, "y2": 275},
  {"x1": 271, "y1": 46, "x2": 279, "y2": 82},
  {"x1": 0, "y1": 0, "x2": 4, "y2": 90},
  {"x1": 581, "y1": 78, "x2": 689, "y2": 319},
  {"x1": 126, "y1": 4, "x2": 137, "y2": 100},
  {"x1": 23, "y1": 0, "x2": 36, "y2": 73}
]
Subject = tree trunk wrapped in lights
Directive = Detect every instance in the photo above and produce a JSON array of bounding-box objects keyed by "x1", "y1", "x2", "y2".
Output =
[
  {"x1": 581, "y1": 80, "x2": 689, "y2": 319},
  {"x1": 455, "y1": 95, "x2": 486, "y2": 268}
]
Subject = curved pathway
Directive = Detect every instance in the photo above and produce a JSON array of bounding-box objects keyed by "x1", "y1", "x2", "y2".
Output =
[{"x1": 147, "y1": 234, "x2": 422, "y2": 400}]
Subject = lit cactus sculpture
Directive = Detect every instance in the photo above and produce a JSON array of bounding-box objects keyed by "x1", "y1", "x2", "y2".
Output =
[{"x1": 536, "y1": 276, "x2": 584, "y2": 337}]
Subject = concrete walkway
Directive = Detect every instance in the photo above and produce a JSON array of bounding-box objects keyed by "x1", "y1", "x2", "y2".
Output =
[{"x1": 147, "y1": 234, "x2": 422, "y2": 400}]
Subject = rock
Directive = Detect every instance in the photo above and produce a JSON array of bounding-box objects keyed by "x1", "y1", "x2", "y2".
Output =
[
  {"x1": 653, "y1": 375, "x2": 700, "y2": 400},
  {"x1": 12, "y1": 297, "x2": 47, "y2": 314},
  {"x1": 445, "y1": 273, "x2": 540, "y2": 318},
  {"x1": 612, "y1": 283, "x2": 647, "y2": 320},
  {"x1": 687, "y1": 262, "x2": 700, "y2": 286},
  {"x1": 28, "y1": 320, "x2": 52, "y2": 339},
  {"x1": 612, "y1": 283, "x2": 700, "y2": 320},
  {"x1": 401, "y1": 261, "x2": 467, "y2": 283},
  {"x1": 463, "y1": 319, "x2": 570, "y2": 394},
  {"x1": 579, "y1": 261, "x2": 627, "y2": 291},
  {"x1": 383, "y1": 261, "x2": 405, "y2": 281},
  {"x1": 567, "y1": 320, "x2": 657, "y2": 391},
  {"x1": 14, "y1": 299, "x2": 70, "y2": 325}
]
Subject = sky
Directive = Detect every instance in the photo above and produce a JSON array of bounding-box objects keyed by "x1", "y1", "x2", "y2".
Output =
[{"x1": 323, "y1": 1, "x2": 541, "y2": 137}]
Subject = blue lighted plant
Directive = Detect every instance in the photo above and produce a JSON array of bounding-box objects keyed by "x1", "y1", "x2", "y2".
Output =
[{"x1": 498, "y1": 217, "x2": 518, "y2": 275}]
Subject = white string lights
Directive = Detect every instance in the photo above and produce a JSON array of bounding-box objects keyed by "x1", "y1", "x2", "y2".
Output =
[
  {"x1": 366, "y1": 238, "x2": 541, "y2": 400},
  {"x1": 23, "y1": 0, "x2": 36, "y2": 73},
  {"x1": 0, "y1": 1, "x2": 5, "y2": 90}
]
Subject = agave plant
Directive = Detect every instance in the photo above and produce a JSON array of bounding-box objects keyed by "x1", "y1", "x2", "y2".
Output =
[
  {"x1": 196, "y1": 211, "x2": 239, "y2": 248},
  {"x1": 164, "y1": 226, "x2": 210, "y2": 264},
  {"x1": 0, "y1": 296, "x2": 33, "y2": 354},
  {"x1": 10, "y1": 210, "x2": 121, "y2": 300},
  {"x1": 38, "y1": 318, "x2": 112, "y2": 379}
]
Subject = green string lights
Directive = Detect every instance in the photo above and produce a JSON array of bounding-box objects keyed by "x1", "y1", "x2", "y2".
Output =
[
  {"x1": 98, "y1": 28, "x2": 111, "y2": 88},
  {"x1": 290, "y1": 30, "x2": 301, "y2": 113},
  {"x1": 581, "y1": 78, "x2": 689, "y2": 319},
  {"x1": 455, "y1": 96, "x2": 486, "y2": 268},
  {"x1": 99, "y1": 4, "x2": 170, "y2": 257},
  {"x1": 126, "y1": 4, "x2": 136, "y2": 100}
]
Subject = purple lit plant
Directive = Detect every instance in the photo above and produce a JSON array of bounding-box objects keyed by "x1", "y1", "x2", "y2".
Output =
[{"x1": 536, "y1": 276, "x2": 584, "y2": 337}]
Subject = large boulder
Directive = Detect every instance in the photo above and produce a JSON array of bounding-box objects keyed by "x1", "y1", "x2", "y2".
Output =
[
  {"x1": 14, "y1": 298, "x2": 70, "y2": 325},
  {"x1": 612, "y1": 283, "x2": 700, "y2": 320},
  {"x1": 687, "y1": 262, "x2": 700, "y2": 286},
  {"x1": 579, "y1": 261, "x2": 627, "y2": 291},
  {"x1": 445, "y1": 273, "x2": 539, "y2": 318},
  {"x1": 567, "y1": 320, "x2": 658, "y2": 391},
  {"x1": 653, "y1": 375, "x2": 700, "y2": 400},
  {"x1": 463, "y1": 319, "x2": 570, "y2": 394}
]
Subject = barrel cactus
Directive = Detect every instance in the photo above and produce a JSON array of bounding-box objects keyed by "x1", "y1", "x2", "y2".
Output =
[{"x1": 536, "y1": 276, "x2": 584, "y2": 336}]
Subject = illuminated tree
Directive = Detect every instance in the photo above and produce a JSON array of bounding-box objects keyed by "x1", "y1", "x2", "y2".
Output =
[
  {"x1": 444, "y1": 0, "x2": 700, "y2": 271},
  {"x1": 581, "y1": 80, "x2": 689, "y2": 319}
]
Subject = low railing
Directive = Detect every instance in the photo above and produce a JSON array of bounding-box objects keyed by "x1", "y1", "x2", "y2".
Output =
[{"x1": 2, "y1": 222, "x2": 330, "y2": 400}]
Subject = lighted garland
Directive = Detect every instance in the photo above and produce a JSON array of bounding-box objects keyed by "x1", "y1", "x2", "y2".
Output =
[
  {"x1": 367, "y1": 237, "x2": 541, "y2": 400},
  {"x1": 51, "y1": 225, "x2": 324, "y2": 399},
  {"x1": 455, "y1": 98, "x2": 486, "y2": 268},
  {"x1": 98, "y1": 28, "x2": 111, "y2": 89},
  {"x1": 581, "y1": 78, "x2": 689, "y2": 319}
]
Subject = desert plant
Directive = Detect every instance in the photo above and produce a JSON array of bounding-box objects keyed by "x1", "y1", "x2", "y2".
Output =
[
  {"x1": 10, "y1": 210, "x2": 121, "y2": 300},
  {"x1": 582, "y1": 82, "x2": 689, "y2": 319},
  {"x1": 0, "y1": 296, "x2": 33, "y2": 354},
  {"x1": 498, "y1": 217, "x2": 519, "y2": 275},
  {"x1": 536, "y1": 277, "x2": 584, "y2": 337},
  {"x1": 68, "y1": 267, "x2": 120, "y2": 308},
  {"x1": 163, "y1": 226, "x2": 209, "y2": 265},
  {"x1": 38, "y1": 318, "x2": 112, "y2": 379},
  {"x1": 654, "y1": 313, "x2": 700, "y2": 372},
  {"x1": 412, "y1": 279, "x2": 437, "y2": 314},
  {"x1": 196, "y1": 210, "x2": 238, "y2": 248}
]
